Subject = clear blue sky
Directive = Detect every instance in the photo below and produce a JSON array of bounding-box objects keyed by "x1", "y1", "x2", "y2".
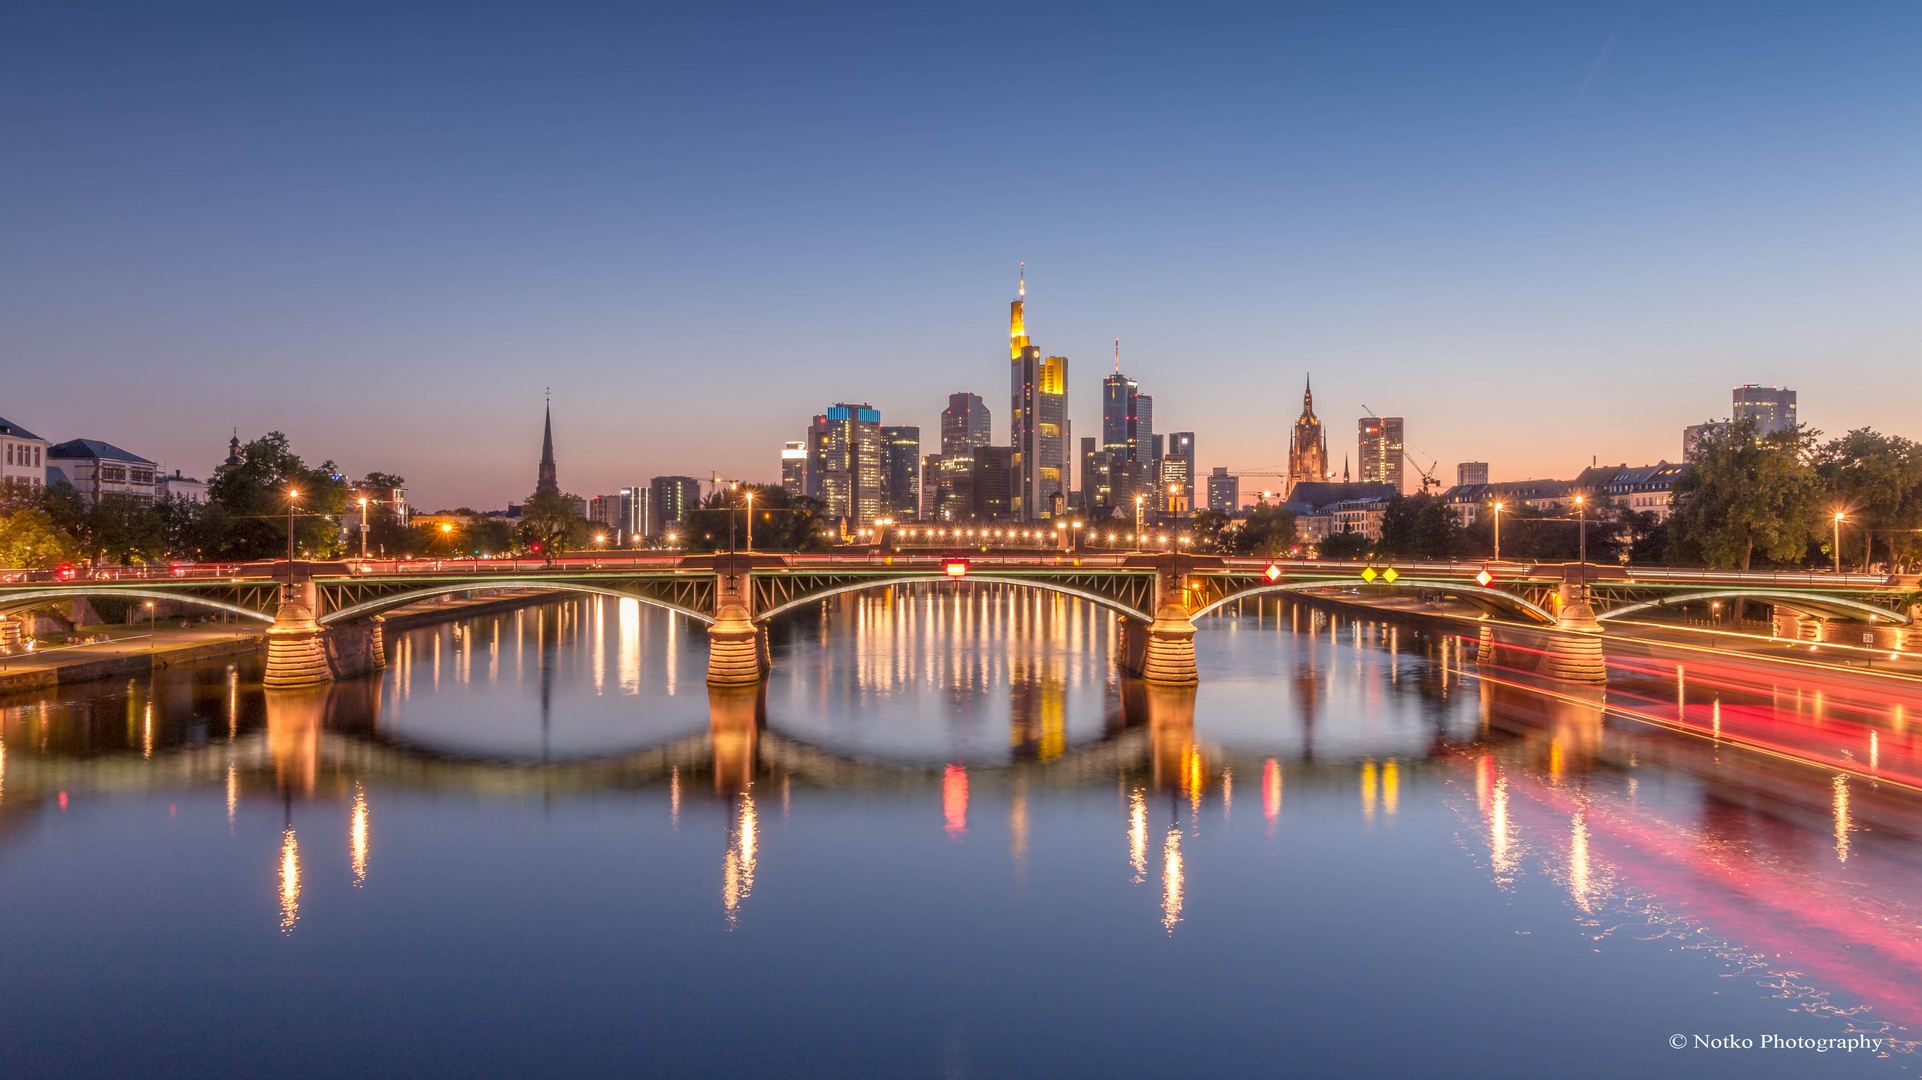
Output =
[{"x1": 3, "y1": 2, "x2": 1917, "y2": 509}]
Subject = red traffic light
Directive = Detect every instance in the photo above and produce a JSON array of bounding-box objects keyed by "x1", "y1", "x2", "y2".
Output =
[{"x1": 944, "y1": 559, "x2": 969, "y2": 578}]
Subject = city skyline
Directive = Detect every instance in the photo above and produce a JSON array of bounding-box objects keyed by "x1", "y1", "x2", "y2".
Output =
[{"x1": 4, "y1": 4, "x2": 1917, "y2": 509}]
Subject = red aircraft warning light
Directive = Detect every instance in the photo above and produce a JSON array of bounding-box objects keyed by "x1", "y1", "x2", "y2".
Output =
[{"x1": 944, "y1": 559, "x2": 969, "y2": 578}]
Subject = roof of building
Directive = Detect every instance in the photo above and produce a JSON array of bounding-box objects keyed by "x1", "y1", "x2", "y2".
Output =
[
  {"x1": 1439, "y1": 479, "x2": 1570, "y2": 504},
  {"x1": 0, "y1": 417, "x2": 44, "y2": 441},
  {"x1": 47, "y1": 439, "x2": 154, "y2": 465},
  {"x1": 1278, "y1": 481, "x2": 1397, "y2": 511}
]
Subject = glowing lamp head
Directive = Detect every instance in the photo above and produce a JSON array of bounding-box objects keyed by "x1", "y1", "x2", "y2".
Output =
[{"x1": 441, "y1": 523, "x2": 453, "y2": 533}]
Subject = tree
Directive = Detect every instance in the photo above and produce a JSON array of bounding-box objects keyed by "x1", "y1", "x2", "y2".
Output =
[
  {"x1": 1232, "y1": 503, "x2": 1299, "y2": 557},
  {"x1": 0, "y1": 507, "x2": 75, "y2": 568},
  {"x1": 684, "y1": 485, "x2": 829, "y2": 552},
  {"x1": 1813, "y1": 429, "x2": 1922, "y2": 571},
  {"x1": 80, "y1": 494, "x2": 167, "y2": 564},
  {"x1": 517, "y1": 488, "x2": 590, "y2": 556},
  {"x1": 204, "y1": 432, "x2": 349, "y2": 560},
  {"x1": 1376, "y1": 494, "x2": 1462, "y2": 560},
  {"x1": 1670, "y1": 417, "x2": 1823, "y2": 569},
  {"x1": 463, "y1": 517, "x2": 517, "y2": 556},
  {"x1": 1188, "y1": 508, "x2": 1234, "y2": 553},
  {"x1": 1318, "y1": 528, "x2": 1370, "y2": 560}
]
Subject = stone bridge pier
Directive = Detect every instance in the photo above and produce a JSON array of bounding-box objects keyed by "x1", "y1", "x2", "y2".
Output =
[
  {"x1": 263, "y1": 577, "x2": 388, "y2": 688},
  {"x1": 706, "y1": 553, "x2": 769, "y2": 687},
  {"x1": 1117, "y1": 554, "x2": 1199, "y2": 686}
]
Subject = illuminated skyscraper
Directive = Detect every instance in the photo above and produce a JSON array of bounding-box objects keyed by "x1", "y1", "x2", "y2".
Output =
[
  {"x1": 880, "y1": 426, "x2": 920, "y2": 520},
  {"x1": 1358, "y1": 417, "x2": 1405, "y2": 494},
  {"x1": 808, "y1": 404, "x2": 883, "y2": 526},
  {"x1": 1205, "y1": 467, "x2": 1238, "y2": 513},
  {"x1": 649, "y1": 476, "x2": 701, "y2": 535},
  {"x1": 937, "y1": 392, "x2": 990, "y2": 520},
  {"x1": 1732, "y1": 384, "x2": 1797, "y2": 436},
  {"x1": 1007, "y1": 267, "x2": 1068, "y2": 520},
  {"x1": 780, "y1": 440, "x2": 806, "y2": 495},
  {"x1": 1286, "y1": 378, "x2": 1329, "y2": 497}
]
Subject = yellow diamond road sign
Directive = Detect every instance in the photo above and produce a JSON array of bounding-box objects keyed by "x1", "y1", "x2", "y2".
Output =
[
  {"x1": 1476, "y1": 569, "x2": 1493, "y2": 587},
  {"x1": 1360, "y1": 567, "x2": 1378, "y2": 583},
  {"x1": 1382, "y1": 567, "x2": 1400, "y2": 583}
]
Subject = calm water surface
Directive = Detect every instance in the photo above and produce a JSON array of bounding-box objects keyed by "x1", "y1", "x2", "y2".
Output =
[{"x1": 2, "y1": 587, "x2": 1918, "y2": 1078}]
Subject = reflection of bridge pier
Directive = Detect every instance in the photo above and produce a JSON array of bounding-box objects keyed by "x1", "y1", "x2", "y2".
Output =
[{"x1": 708, "y1": 683, "x2": 766, "y2": 794}]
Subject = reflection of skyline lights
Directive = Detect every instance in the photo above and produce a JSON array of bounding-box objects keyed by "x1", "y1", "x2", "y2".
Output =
[
  {"x1": 1488, "y1": 757, "x2": 1922, "y2": 1028},
  {"x1": 1832, "y1": 775, "x2": 1850, "y2": 864},
  {"x1": 1262, "y1": 759, "x2": 1281, "y2": 823},
  {"x1": 278, "y1": 825, "x2": 300, "y2": 934},
  {"x1": 722, "y1": 793, "x2": 758, "y2": 927},
  {"x1": 942, "y1": 764, "x2": 967, "y2": 838},
  {"x1": 350, "y1": 786, "x2": 369, "y2": 886},
  {"x1": 1160, "y1": 821, "x2": 1183, "y2": 933},
  {"x1": 1128, "y1": 788, "x2": 1147, "y2": 884}
]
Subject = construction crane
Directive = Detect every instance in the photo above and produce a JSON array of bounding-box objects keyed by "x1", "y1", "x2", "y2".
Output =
[
  {"x1": 1224, "y1": 466, "x2": 1291, "y2": 504},
  {"x1": 1360, "y1": 405, "x2": 1443, "y2": 493}
]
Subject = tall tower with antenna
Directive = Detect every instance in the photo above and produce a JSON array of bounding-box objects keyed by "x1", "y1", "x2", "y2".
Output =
[{"x1": 1007, "y1": 264, "x2": 1069, "y2": 520}]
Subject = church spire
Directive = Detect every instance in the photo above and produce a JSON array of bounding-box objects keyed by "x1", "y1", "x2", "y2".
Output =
[{"x1": 537, "y1": 394, "x2": 559, "y2": 494}]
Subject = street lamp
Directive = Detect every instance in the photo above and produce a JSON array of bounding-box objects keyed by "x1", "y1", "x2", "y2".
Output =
[
  {"x1": 358, "y1": 497, "x2": 370, "y2": 558},
  {"x1": 1574, "y1": 495, "x2": 1587, "y2": 597},
  {"x1": 285, "y1": 489, "x2": 300, "y2": 563},
  {"x1": 1834, "y1": 511, "x2": 1846, "y2": 573},
  {"x1": 1491, "y1": 502, "x2": 1504, "y2": 563},
  {"x1": 745, "y1": 490, "x2": 756, "y2": 552},
  {"x1": 1134, "y1": 494, "x2": 1145, "y2": 552}
]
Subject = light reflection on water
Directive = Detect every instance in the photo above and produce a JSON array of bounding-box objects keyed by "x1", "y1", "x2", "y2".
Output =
[{"x1": 0, "y1": 589, "x2": 1919, "y2": 1076}]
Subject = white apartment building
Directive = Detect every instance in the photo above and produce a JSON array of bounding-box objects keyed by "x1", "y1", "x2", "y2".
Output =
[{"x1": 0, "y1": 416, "x2": 48, "y2": 494}]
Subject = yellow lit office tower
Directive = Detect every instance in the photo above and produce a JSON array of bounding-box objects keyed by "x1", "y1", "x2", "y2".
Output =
[{"x1": 1008, "y1": 266, "x2": 1069, "y2": 521}]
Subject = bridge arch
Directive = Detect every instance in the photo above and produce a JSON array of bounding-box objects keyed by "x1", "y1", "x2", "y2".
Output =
[
  {"x1": 0, "y1": 588, "x2": 276, "y2": 624},
  {"x1": 1597, "y1": 590, "x2": 1912, "y2": 626},
  {"x1": 318, "y1": 580, "x2": 716, "y2": 626},
  {"x1": 1191, "y1": 579, "x2": 1558, "y2": 625},
  {"x1": 753, "y1": 574, "x2": 1154, "y2": 624}
]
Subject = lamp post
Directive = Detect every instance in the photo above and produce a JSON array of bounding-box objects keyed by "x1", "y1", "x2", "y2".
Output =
[
  {"x1": 1574, "y1": 495, "x2": 1587, "y2": 597},
  {"x1": 285, "y1": 489, "x2": 300, "y2": 563},
  {"x1": 1833, "y1": 512, "x2": 1845, "y2": 573},
  {"x1": 745, "y1": 490, "x2": 755, "y2": 553},
  {"x1": 1492, "y1": 502, "x2": 1504, "y2": 562},
  {"x1": 358, "y1": 497, "x2": 370, "y2": 558},
  {"x1": 1134, "y1": 494, "x2": 1145, "y2": 552}
]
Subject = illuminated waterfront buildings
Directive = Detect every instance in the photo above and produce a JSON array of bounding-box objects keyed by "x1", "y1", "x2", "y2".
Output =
[
  {"x1": 808, "y1": 403, "x2": 883, "y2": 526},
  {"x1": 880, "y1": 426, "x2": 921, "y2": 521},
  {"x1": 1007, "y1": 269, "x2": 1069, "y2": 520},
  {"x1": 1358, "y1": 416, "x2": 1405, "y2": 494},
  {"x1": 780, "y1": 440, "x2": 806, "y2": 495}
]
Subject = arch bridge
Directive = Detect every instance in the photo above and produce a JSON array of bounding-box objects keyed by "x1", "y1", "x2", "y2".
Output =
[{"x1": 1, "y1": 552, "x2": 1911, "y2": 689}]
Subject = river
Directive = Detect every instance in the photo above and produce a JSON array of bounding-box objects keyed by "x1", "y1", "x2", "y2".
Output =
[{"x1": 0, "y1": 586, "x2": 1914, "y2": 1078}]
